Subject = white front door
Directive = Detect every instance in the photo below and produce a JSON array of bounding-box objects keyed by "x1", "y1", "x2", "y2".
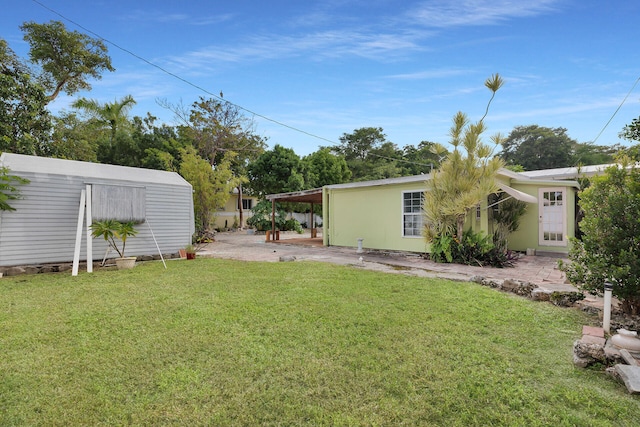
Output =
[{"x1": 539, "y1": 188, "x2": 567, "y2": 246}]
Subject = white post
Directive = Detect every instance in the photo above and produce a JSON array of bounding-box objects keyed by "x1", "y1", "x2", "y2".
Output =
[
  {"x1": 603, "y1": 281, "x2": 613, "y2": 334},
  {"x1": 85, "y1": 184, "x2": 93, "y2": 273},
  {"x1": 72, "y1": 189, "x2": 86, "y2": 276},
  {"x1": 357, "y1": 238, "x2": 364, "y2": 253}
]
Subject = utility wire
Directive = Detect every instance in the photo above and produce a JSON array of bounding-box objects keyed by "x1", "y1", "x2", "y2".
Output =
[
  {"x1": 592, "y1": 76, "x2": 640, "y2": 144},
  {"x1": 29, "y1": 0, "x2": 437, "y2": 169}
]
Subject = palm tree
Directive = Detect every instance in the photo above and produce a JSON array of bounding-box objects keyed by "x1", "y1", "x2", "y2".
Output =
[{"x1": 72, "y1": 95, "x2": 136, "y2": 146}]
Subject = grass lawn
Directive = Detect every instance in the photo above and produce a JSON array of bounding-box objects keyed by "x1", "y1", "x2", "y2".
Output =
[{"x1": 1, "y1": 258, "x2": 638, "y2": 426}]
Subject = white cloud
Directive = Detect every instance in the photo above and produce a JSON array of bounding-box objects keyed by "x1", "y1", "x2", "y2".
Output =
[{"x1": 408, "y1": 0, "x2": 561, "y2": 28}]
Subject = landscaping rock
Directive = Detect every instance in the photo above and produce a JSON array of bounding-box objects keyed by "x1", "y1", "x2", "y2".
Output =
[
  {"x1": 279, "y1": 255, "x2": 296, "y2": 262},
  {"x1": 501, "y1": 279, "x2": 537, "y2": 297},
  {"x1": 4, "y1": 266, "x2": 26, "y2": 276},
  {"x1": 573, "y1": 339, "x2": 606, "y2": 367},
  {"x1": 550, "y1": 291, "x2": 584, "y2": 307},
  {"x1": 531, "y1": 288, "x2": 552, "y2": 301}
]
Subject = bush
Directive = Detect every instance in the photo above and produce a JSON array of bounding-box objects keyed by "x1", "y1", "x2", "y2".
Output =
[
  {"x1": 430, "y1": 229, "x2": 516, "y2": 268},
  {"x1": 560, "y1": 162, "x2": 640, "y2": 315},
  {"x1": 246, "y1": 200, "x2": 304, "y2": 233}
]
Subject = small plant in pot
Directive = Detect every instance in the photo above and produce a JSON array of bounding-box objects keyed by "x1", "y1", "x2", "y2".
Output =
[
  {"x1": 91, "y1": 219, "x2": 139, "y2": 269},
  {"x1": 184, "y1": 244, "x2": 196, "y2": 260}
]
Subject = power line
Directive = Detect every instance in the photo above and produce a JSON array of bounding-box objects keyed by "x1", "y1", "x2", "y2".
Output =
[
  {"x1": 30, "y1": 0, "x2": 338, "y2": 145},
  {"x1": 28, "y1": 0, "x2": 437, "y2": 169},
  {"x1": 592, "y1": 76, "x2": 640, "y2": 144}
]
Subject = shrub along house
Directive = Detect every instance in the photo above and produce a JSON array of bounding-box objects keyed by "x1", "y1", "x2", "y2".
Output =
[
  {"x1": 0, "y1": 153, "x2": 194, "y2": 268},
  {"x1": 318, "y1": 164, "x2": 610, "y2": 256}
]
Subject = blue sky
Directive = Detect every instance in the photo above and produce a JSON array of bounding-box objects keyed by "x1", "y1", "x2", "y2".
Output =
[{"x1": 2, "y1": 0, "x2": 639, "y2": 155}]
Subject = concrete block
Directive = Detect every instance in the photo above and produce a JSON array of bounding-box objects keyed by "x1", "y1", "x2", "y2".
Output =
[
  {"x1": 614, "y1": 364, "x2": 640, "y2": 394},
  {"x1": 619, "y1": 349, "x2": 640, "y2": 366},
  {"x1": 582, "y1": 325, "x2": 605, "y2": 338}
]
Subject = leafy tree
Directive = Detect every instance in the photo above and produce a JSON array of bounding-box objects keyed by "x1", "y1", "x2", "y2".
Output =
[
  {"x1": 180, "y1": 147, "x2": 237, "y2": 234},
  {"x1": 168, "y1": 97, "x2": 266, "y2": 227},
  {"x1": 401, "y1": 141, "x2": 443, "y2": 175},
  {"x1": 72, "y1": 95, "x2": 136, "y2": 145},
  {"x1": 620, "y1": 116, "x2": 640, "y2": 142},
  {"x1": 0, "y1": 39, "x2": 52, "y2": 156},
  {"x1": 20, "y1": 20, "x2": 114, "y2": 103},
  {"x1": 560, "y1": 160, "x2": 640, "y2": 315},
  {"x1": 0, "y1": 166, "x2": 30, "y2": 211},
  {"x1": 424, "y1": 74, "x2": 505, "y2": 243},
  {"x1": 301, "y1": 148, "x2": 351, "y2": 188},
  {"x1": 500, "y1": 125, "x2": 575, "y2": 170},
  {"x1": 572, "y1": 142, "x2": 619, "y2": 166},
  {"x1": 331, "y1": 127, "x2": 402, "y2": 181},
  {"x1": 72, "y1": 95, "x2": 137, "y2": 164},
  {"x1": 247, "y1": 144, "x2": 304, "y2": 196},
  {"x1": 49, "y1": 111, "x2": 98, "y2": 161}
]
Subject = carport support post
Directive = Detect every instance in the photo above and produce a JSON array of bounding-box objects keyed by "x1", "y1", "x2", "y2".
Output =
[{"x1": 271, "y1": 199, "x2": 276, "y2": 241}]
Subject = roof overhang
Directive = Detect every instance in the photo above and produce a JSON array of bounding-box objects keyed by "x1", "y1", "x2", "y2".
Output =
[
  {"x1": 265, "y1": 188, "x2": 323, "y2": 204},
  {"x1": 498, "y1": 183, "x2": 538, "y2": 204}
]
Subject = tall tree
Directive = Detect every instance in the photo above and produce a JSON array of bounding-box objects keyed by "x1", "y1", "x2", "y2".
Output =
[
  {"x1": 247, "y1": 144, "x2": 304, "y2": 196},
  {"x1": 49, "y1": 111, "x2": 98, "y2": 161},
  {"x1": 401, "y1": 141, "x2": 443, "y2": 175},
  {"x1": 500, "y1": 125, "x2": 575, "y2": 170},
  {"x1": 424, "y1": 74, "x2": 505, "y2": 242},
  {"x1": 572, "y1": 142, "x2": 619, "y2": 166},
  {"x1": 301, "y1": 148, "x2": 352, "y2": 188},
  {"x1": 180, "y1": 147, "x2": 237, "y2": 234},
  {"x1": 72, "y1": 95, "x2": 136, "y2": 164},
  {"x1": 331, "y1": 127, "x2": 402, "y2": 181},
  {"x1": 20, "y1": 20, "x2": 114, "y2": 103},
  {"x1": 620, "y1": 116, "x2": 640, "y2": 142},
  {"x1": 72, "y1": 95, "x2": 136, "y2": 144},
  {"x1": 0, "y1": 39, "x2": 52, "y2": 156},
  {"x1": 166, "y1": 97, "x2": 266, "y2": 227}
]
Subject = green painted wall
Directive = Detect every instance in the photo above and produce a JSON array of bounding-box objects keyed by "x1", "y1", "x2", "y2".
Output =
[
  {"x1": 322, "y1": 175, "x2": 578, "y2": 255},
  {"x1": 324, "y1": 182, "x2": 429, "y2": 253},
  {"x1": 507, "y1": 182, "x2": 576, "y2": 254}
]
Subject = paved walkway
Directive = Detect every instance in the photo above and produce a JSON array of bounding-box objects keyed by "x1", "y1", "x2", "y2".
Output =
[{"x1": 200, "y1": 231, "x2": 600, "y2": 309}]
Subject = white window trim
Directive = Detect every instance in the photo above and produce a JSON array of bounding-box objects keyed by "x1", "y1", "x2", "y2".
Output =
[
  {"x1": 402, "y1": 189, "x2": 425, "y2": 238},
  {"x1": 538, "y1": 187, "x2": 567, "y2": 247}
]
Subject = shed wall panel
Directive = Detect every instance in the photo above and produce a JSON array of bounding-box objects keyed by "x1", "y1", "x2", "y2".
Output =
[{"x1": 0, "y1": 156, "x2": 194, "y2": 267}]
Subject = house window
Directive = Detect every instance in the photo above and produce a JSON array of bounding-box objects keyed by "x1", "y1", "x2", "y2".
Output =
[
  {"x1": 403, "y1": 191, "x2": 424, "y2": 237},
  {"x1": 241, "y1": 199, "x2": 253, "y2": 210}
]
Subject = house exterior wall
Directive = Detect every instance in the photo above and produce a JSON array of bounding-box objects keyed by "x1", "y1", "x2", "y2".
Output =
[
  {"x1": 323, "y1": 181, "x2": 429, "y2": 253},
  {"x1": 507, "y1": 182, "x2": 576, "y2": 254},
  {"x1": 322, "y1": 171, "x2": 580, "y2": 255},
  {"x1": 212, "y1": 194, "x2": 258, "y2": 230},
  {"x1": 0, "y1": 154, "x2": 194, "y2": 267}
]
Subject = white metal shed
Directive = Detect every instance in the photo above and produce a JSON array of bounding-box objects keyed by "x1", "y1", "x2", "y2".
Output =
[{"x1": 0, "y1": 153, "x2": 194, "y2": 267}]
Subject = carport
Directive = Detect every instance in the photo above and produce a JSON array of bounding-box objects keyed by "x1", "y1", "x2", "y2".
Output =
[{"x1": 265, "y1": 188, "x2": 323, "y2": 242}]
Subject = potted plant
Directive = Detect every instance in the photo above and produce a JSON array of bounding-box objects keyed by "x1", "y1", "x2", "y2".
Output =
[
  {"x1": 184, "y1": 244, "x2": 196, "y2": 260},
  {"x1": 91, "y1": 219, "x2": 139, "y2": 269}
]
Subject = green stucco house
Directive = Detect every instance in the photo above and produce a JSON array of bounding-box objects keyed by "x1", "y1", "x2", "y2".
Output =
[{"x1": 317, "y1": 164, "x2": 610, "y2": 255}]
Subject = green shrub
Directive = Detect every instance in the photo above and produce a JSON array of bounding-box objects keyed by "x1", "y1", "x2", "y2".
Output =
[
  {"x1": 560, "y1": 161, "x2": 640, "y2": 315},
  {"x1": 430, "y1": 229, "x2": 516, "y2": 268}
]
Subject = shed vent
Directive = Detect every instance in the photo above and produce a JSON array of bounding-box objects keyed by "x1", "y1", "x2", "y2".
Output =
[{"x1": 91, "y1": 184, "x2": 146, "y2": 223}]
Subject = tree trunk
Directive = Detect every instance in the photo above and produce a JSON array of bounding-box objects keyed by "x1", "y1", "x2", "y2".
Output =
[{"x1": 238, "y1": 183, "x2": 244, "y2": 229}]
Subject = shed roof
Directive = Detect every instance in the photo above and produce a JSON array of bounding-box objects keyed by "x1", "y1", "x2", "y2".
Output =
[{"x1": 0, "y1": 153, "x2": 190, "y2": 187}]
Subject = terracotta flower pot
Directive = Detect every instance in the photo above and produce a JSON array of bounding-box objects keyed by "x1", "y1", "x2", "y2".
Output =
[{"x1": 186, "y1": 252, "x2": 196, "y2": 260}]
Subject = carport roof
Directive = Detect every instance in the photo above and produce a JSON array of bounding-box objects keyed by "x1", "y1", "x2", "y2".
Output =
[{"x1": 265, "y1": 188, "x2": 323, "y2": 204}]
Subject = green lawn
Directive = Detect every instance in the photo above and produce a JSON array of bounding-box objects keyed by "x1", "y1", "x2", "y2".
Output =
[{"x1": 0, "y1": 259, "x2": 638, "y2": 426}]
